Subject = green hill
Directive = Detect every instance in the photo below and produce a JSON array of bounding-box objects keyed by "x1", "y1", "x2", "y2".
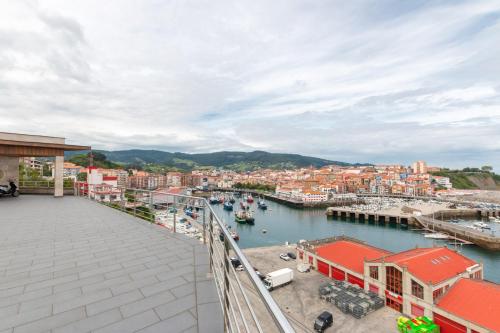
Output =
[
  {"x1": 66, "y1": 149, "x2": 367, "y2": 171},
  {"x1": 431, "y1": 170, "x2": 500, "y2": 190}
]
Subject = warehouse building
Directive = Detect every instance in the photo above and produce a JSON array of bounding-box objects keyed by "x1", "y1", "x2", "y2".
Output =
[{"x1": 298, "y1": 237, "x2": 494, "y2": 333}]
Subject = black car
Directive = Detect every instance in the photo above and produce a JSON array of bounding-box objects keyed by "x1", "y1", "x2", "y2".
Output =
[
  {"x1": 287, "y1": 252, "x2": 297, "y2": 260},
  {"x1": 230, "y1": 257, "x2": 243, "y2": 271},
  {"x1": 314, "y1": 311, "x2": 333, "y2": 332}
]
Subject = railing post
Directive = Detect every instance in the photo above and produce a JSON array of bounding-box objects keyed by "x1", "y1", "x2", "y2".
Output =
[
  {"x1": 133, "y1": 190, "x2": 137, "y2": 217},
  {"x1": 209, "y1": 211, "x2": 214, "y2": 274},
  {"x1": 173, "y1": 196, "x2": 177, "y2": 233},
  {"x1": 149, "y1": 191, "x2": 154, "y2": 223},
  {"x1": 223, "y1": 236, "x2": 230, "y2": 333},
  {"x1": 202, "y1": 201, "x2": 206, "y2": 245}
]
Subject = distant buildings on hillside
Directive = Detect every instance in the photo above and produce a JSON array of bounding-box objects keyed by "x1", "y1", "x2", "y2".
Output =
[{"x1": 18, "y1": 157, "x2": 454, "y2": 202}]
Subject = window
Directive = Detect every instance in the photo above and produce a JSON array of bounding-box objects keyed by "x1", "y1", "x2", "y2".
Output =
[
  {"x1": 433, "y1": 287, "x2": 445, "y2": 301},
  {"x1": 411, "y1": 280, "x2": 424, "y2": 299},
  {"x1": 369, "y1": 266, "x2": 379, "y2": 280},
  {"x1": 386, "y1": 266, "x2": 403, "y2": 295}
]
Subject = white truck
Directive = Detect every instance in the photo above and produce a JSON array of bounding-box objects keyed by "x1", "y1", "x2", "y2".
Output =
[{"x1": 263, "y1": 268, "x2": 293, "y2": 291}]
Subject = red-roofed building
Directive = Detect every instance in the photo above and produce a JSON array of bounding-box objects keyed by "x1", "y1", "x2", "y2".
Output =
[
  {"x1": 298, "y1": 237, "x2": 486, "y2": 331},
  {"x1": 434, "y1": 278, "x2": 500, "y2": 333},
  {"x1": 297, "y1": 237, "x2": 391, "y2": 288}
]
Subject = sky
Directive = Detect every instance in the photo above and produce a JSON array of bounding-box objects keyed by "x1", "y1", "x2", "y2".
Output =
[{"x1": 1, "y1": 0, "x2": 500, "y2": 170}]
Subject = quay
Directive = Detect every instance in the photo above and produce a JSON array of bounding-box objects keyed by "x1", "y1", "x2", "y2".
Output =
[
  {"x1": 325, "y1": 207, "x2": 500, "y2": 250},
  {"x1": 415, "y1": 215, "x2": 500, "y2": 251},
  {"x1": 325, "y1": 207, "x2": 415, "y2": 226}
]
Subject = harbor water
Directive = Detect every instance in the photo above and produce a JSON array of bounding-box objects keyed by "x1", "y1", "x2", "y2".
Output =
[{"x1": 210, "y1": 198, "x2": 500, "y2": 283}]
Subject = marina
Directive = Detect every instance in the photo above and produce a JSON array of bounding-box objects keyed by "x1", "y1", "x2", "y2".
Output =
[{"x1": 209, "y1": 195, "x2": 500, "y2": 283}]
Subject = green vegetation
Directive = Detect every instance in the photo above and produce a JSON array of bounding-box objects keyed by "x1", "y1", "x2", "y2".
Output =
[
  {"x1": 77, "y1": 172, "x2": 87, "y2": 182},
  {"x1": 431, "y1": 167, "x2": 500, "y2": 190},
  {"x1": 68, "y1": 152, "x2": 122, "y2": 169},
  {"x1": 233, "y1": 182, "x2": 276, "y2": 192},
  {"x1": 65, "y1": 149, "x2": 367, "y2": 171}
]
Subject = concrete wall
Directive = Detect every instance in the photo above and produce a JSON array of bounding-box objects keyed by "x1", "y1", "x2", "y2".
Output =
[{"x1": 0, "y1": 156, "x2": 19, "y2": 186}]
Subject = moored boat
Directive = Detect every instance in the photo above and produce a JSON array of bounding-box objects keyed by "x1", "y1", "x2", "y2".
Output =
[
  {"x1": 247, "y1": 194, "x2": 254, "y2": 203},
  {"x1": 209, "y1": 196, "x2": 219, "y2": 204},
  {"x1": 474, "y1": 222, "x2": 491, "y2": 229},
  {"x1": 235, "y1": 211, "x2": 247, "y2": 223},
  {"x1": 223, "y1": 202, "x2": 233, "y2": 211},
  {"x1": 257, "y1": 199, "x2": 267, "y2": 210},
  {"x1": 424, "y1": 232, "x2": 449, "y2": 239}
]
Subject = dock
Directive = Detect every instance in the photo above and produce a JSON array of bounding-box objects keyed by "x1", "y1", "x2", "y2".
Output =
[
  {"x1": 324, "y1": 207, "x2": 414, "y2": 226},
  {"x1": 414, "y1": 216, "x2": 500, "y2": 250}
]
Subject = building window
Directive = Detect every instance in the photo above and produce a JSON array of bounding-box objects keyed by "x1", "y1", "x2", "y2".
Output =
[
  {"x1": 433, "y1": 287, "x2": 445, "y2": 301},
  {"x1": 386, "y1": 266, "x2": 403, "y2": 296},
  {"x1": 411, "y1": 280, "x2": 424, "y2": 299},
  {"x1": 369, "y1": 266, "x2": 379, "y2": 280}
]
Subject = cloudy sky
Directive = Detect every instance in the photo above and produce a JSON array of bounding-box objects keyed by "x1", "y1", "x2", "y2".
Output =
[{"x1": 1, "y1": 0, "x2": 500, "y2": 169}]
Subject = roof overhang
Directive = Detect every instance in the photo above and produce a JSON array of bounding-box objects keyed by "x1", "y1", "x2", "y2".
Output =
[{"x1": 0, "y1": 138, "x2": 90, "y2": 157}]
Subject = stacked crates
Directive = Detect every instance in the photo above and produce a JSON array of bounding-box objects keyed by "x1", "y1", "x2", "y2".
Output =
[{"x1": 318, "y1": 280, "x2": 385, "y2": 319}]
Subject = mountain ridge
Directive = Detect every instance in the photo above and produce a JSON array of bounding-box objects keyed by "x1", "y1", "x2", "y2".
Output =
[{"x1": 66, "y1": 149, "x2": 370, "y2": 171}]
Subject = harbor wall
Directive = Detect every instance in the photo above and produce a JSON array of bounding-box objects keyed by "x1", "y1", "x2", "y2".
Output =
[{"x1": 415, "y1": 215, "x2": 500, "y2": 251}]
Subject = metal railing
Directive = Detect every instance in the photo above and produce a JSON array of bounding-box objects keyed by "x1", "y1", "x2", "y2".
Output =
[
  {"x1": 19, "y1": 179, "x2": 74, "y2": 189},
  {"x1": 74, "y1": 183, "x2": 295, "y2": 333}
]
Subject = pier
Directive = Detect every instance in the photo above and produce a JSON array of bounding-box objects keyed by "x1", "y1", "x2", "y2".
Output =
[
  {"x1": 414, "y1": 215, "x2": 500, "y2": 250},
  {"x1": 325, "y1": 207, "x2": 414, "y2": 226}
]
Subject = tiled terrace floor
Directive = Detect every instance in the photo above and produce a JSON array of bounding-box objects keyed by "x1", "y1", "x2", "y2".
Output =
[{"x1": 0, "y1": 195, "x2": 222, "y2": 333}]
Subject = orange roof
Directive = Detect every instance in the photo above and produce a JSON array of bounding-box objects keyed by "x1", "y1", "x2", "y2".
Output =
[
  {"x1": 437, "y1": 278, "x2": 500, "y2": 332},
  {"x1": 372, "y1": 247, "x2": 477, "y2": 284},
  {"x1": 316, "y1": 240, "x2": 392, "y2": 274}
]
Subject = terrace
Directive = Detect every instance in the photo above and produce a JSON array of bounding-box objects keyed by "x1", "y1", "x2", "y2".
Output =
[
  {"x1": 1, "y1": 191, "x2": 293, "y2": 333},
  {"x1": 0, "y1": 195, "x2": 222, "y2": 332}
]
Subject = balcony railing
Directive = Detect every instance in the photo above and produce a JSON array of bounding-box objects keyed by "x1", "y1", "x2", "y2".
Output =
[
  {"x1": 19, "y1": 179, "x2": 74, "y2": 189},
  {"x1": 74, "y1": 183, "x2": 295, "y2": 333}
]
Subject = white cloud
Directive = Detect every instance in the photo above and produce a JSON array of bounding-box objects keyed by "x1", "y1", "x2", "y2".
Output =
[{"x1": 1, "y1": 0, "x2": 500, "y2": 169}]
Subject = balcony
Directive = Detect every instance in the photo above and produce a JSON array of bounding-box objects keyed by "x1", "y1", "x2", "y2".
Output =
[{"x1": 0, "y1": 193, "x2": 293, "y2": 332}]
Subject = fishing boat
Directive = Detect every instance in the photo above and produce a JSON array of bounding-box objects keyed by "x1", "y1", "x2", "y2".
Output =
[
  {"x1": 473, "y1": 222, "x2": 491, "y2": 229},
  {"x1": 257, "y1": 199, "x2": 268, "y2": 210},
  {"x1": 424, "y1": 232, "x2": 449, "y2": 240},
  {"x1": 240, "y1": 201, "x2": 249, "y2": 210},
  {"x1": 247, "y1": 194, "x2": 254, "y2": 203},
  {"x1": 245, "y1": 211, "x2": 255, "y2": 224},
  {"x1": 229, "y1": 196, "x2": 236, "y2": 204},
  {"x1": 223, "y1": 201, "x2": 233, "y2": 211},
  {"x1": 235, "y1": 211, "x2": 247, "y2": 223},
  {"x1": 209, "y1": 196, "x2": 220, "y2": 204}
]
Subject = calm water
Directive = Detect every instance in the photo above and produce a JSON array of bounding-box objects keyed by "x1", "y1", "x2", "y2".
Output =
[{"x1": 210, "y1": 198, "x2": 500, "y2": 283}]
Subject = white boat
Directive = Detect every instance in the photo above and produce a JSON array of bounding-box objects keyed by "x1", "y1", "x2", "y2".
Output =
[
  {"x1": 473, "y1": 222, "x2": 491, "y2": 229},
  {"x1": 424, "y1": 232, "x2": 449, "y2": 239}
]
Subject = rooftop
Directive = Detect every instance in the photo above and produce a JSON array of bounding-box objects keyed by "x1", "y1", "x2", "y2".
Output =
[
  {"x1": 0, "y1": 196, "x2": 222, "y2": 333},
  {"x1": 372, "y1": 247, "x2": 477, "y2": 285},
  {"x1": 315, "y1": 240, "x2": 392, "y2": 274},
  {"x1": 437, "y1": 278, "x2": 500, "y2": 332}
]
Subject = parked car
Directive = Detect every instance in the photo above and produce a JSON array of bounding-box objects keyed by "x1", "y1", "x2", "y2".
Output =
[
  {"x1": 230, "y1": 257, "x2": 244, "y2": 271},
  {"x1": 314, "y1": 311, "x2": 333, "y2": 332},
  {"x1": 279, "y1": 253, "x2": 290, "y2": 261},
  {"x1": 287, "y1": 252, "x2": 297, "y2": 260}
]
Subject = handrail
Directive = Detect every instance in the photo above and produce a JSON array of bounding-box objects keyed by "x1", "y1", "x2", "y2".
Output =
[{"x1": 74, "y1": 183, "x2": 295, "y2": 333}]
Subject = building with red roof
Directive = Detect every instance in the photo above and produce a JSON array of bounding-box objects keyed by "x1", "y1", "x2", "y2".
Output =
[
  {"x1": 365, "y1": 247, "x2": 482, "y2": 317},
  {"x1": 297, "y1": 237, "x2": 391, "y2": 288},
  {"x1": 435, "y1": 278, "x2": 500, "y2": 333},
  {"x1": 298, "y1": 237, "x2": 487, "y2": 332}
]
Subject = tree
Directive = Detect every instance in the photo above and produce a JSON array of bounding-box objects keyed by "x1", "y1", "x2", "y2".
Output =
[
  {"x1": 481, "y1": 165, "x2": 493, "y2": 172},
  {"x1": 77, "y1": 172, "x2": 87, "y2": 182}
]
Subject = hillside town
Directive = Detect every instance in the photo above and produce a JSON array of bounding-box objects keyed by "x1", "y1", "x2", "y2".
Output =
[{"x1": 20, "y1": 157, "x2": 459, "y2": 202}]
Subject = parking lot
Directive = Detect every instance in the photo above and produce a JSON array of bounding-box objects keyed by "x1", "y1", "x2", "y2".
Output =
[{"x1": 242, "y1": 245, "x2": 400, "y2": 333}]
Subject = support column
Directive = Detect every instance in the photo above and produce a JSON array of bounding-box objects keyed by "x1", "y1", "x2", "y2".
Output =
[{"x1": 54, "y1": 155, "x2": 64, "y2": 197}]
